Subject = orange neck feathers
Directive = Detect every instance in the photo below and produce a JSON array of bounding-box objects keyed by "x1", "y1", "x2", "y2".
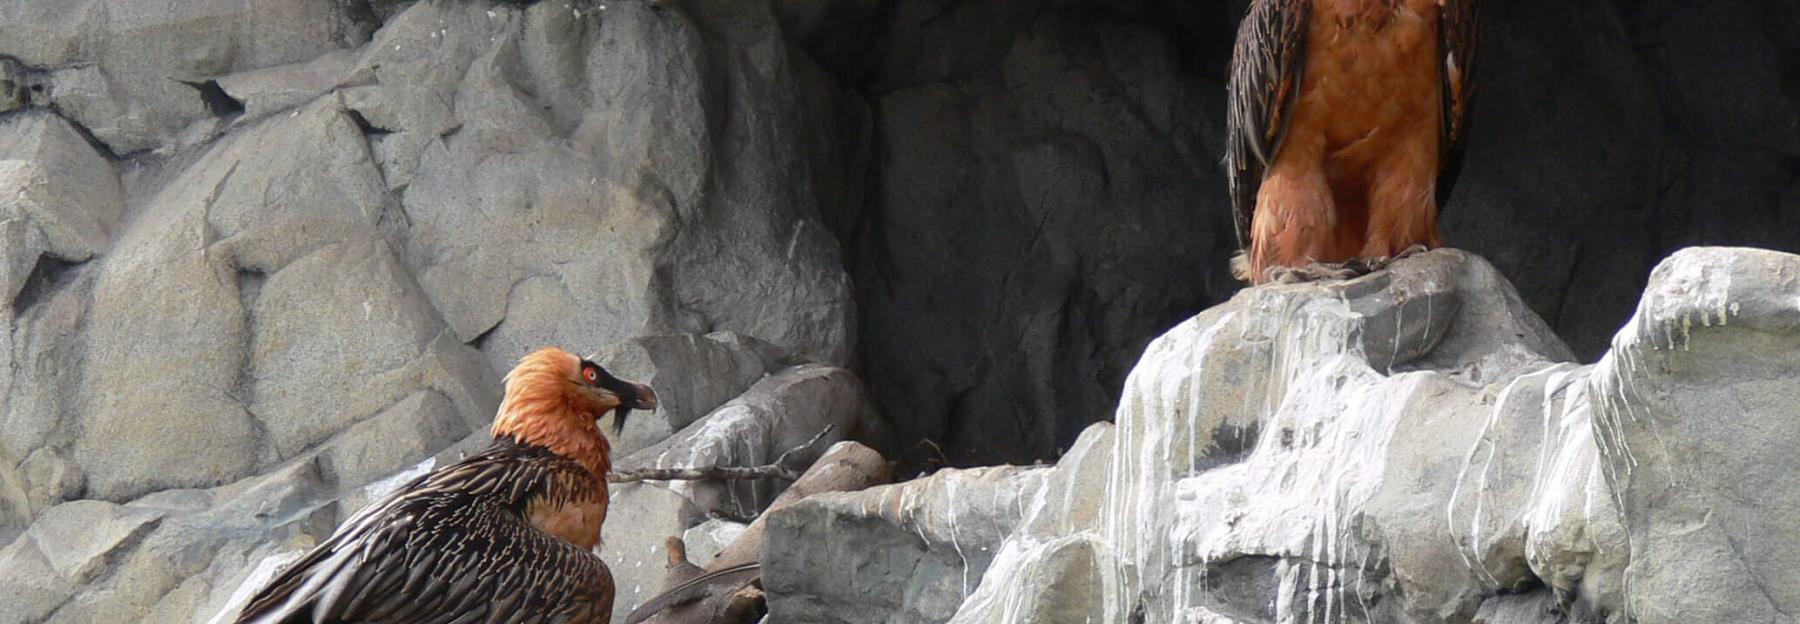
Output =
[{"x1": 491, "y1": 348, "x2": 616, "y2": 479}]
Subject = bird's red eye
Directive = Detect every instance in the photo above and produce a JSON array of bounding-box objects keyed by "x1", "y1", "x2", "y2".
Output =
[{"x1": 583, "y1": 367, "x2": 598, "y2": 383}]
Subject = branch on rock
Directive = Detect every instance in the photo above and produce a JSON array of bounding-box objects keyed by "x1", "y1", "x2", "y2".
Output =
[{"x1": 608, "y1": 426, "x2": 835, "y2": 484}]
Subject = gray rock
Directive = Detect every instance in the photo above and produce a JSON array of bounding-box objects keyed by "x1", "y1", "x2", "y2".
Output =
[
  {"x1": 963, "y1": 534, "x2": 1107, "y2": 624},
  {"x1": 1473, "y1": 592, "x2": 1578, "y2": 624},
  {"x1": 19, "y1": 450, "x2": 83, "y2": 520},
  {"x1": 342, "y1": 0, "x2": 855, "y2": 372},
  {"x1": 1592, "y1": 247, "x2": 1800, "y2": 623},
  {"x1": 1084, "y1": 249, "x2": 1589, "y2": 623},
  {"x1": 63, "y1": 459, "x2": 335, "y2": 624},
  {"x1": 0, "y1": 111, "x2": 120, "y2": 292},
  {"x1": 245, "y1": 238, "x2": 447, "y2": 463},
  {"x1": 601, "y1": 482, "x2": 702, "y2": 624},
  {"x1": 314, "y1": 389, "x2": 469, "y2": 490},
  {"x1": 764, "y1": 465, "x2": 1051, "y2": 624},
  {"x1": 26, "y1": 500, "x2": 163, "y2": 583},
  {"x1": 0, "y1": 534, "x2": 71, "y2": 624},
  {"x1": 75, "y1": 190, "x2": 258, "y2": 501},
  {"x1": 620, "y1": 364, "x2": 888, "y2": 518},
  {"x1": 843, "y1": 1, "x2": 1231, "y2": 470},
  {"x1": 74, "y1": 96, "x2": 402, "y2": 501},
  {"x1": 595, "y1": 332, "x2": 788, "y2": 456},
  {"x1": 215, "y1": 49, "x2": 362, "y2": 121},
  {"x1": 0, "y1": 270, "x2": 91, "y2": 474},
  {"x1": 680, "y1": 518, "x2": 748, "y2": 566},
  {"x1": 0, "y1": 111, "x2": 118, "y2": 500},
  {"x1": 945, "y1": 423, "x2": 1114, "y2": 624},
  {"x1": 0, "y1": 0, "x2": 375, "y2": 154},
  {"x1": 887, "y1": 247, "x2": 1800, "y2": 624},
  {"x1": 0, "y1": 452, "x2": 32, "y2": 544},
  {"x1": 0, "y1": 57, "x2": 37, "y2": 114}
]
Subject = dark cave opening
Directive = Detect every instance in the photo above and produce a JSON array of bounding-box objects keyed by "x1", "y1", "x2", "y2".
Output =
[{"x1": 780, "y1": 0, "x2": 1800, "y2": 470}]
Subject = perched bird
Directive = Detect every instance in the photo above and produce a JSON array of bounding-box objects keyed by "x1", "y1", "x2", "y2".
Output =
[
  {"x1": 1225, "y1": 0, "x2": 1479, "y2": 283},
  {"x1": 234, "y1": 347, "x2": 657, "y2": 624}
]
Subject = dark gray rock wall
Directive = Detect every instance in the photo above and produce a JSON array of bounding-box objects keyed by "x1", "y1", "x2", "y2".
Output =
[
  {"x1": 0, "y1": 5, "x2": 1796, "y2": 621},
  {"x1": 5, "y1": 0, "x2": 1795, "y2": 474},
  {"x1": 805, "y1": 0, "x2": 1800, "y2": 468}
]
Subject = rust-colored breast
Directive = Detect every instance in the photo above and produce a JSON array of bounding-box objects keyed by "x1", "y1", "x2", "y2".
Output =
[
  {"x1": 529, "y1": 496, "x2": 607, "y2": 550},
  {"x1": 526, "y1": 467, "x2": 609, "y2": 550}
]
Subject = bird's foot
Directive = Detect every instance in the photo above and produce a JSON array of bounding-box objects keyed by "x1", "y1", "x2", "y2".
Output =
[
  {"x1": 1267, "y1": 261, "x2": 1364, "y2": 284},
  {"x1": 1352, "y1": 245, "x2": 1432, "y2": 273}
]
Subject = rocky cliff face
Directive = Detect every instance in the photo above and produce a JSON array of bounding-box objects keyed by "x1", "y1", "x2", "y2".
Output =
[
  {"x1": 1, "y1": 0, "x2": 1798, "y2": 623},
  {"x1": 764, "y1": 247, "x2": 1800, "y2": 623}
]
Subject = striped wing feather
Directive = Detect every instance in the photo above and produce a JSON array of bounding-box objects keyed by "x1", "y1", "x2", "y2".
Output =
[
  {"x1": 235, "y1": 444, "x2": 613, "y2": 624},
  {"x1": 1435, "y1": 0, "x2": 1480, "y2": 209},
  {"x1": 1224, "y1": 0, "x2": 1311, "y2": 250}
]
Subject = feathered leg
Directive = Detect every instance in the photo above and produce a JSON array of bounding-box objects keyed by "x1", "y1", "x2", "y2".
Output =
[
  {"x1": 1360, "y1": 123, "x2": 1441, "y2": 269},
  {"x1": 1247, "y1": 139, "x2": 1340, "y2": 284}
]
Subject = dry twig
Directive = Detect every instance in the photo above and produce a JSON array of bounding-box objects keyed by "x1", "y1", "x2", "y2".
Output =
[{"x1": 607, "y1": 425, "x2": 835, "y2": 484}]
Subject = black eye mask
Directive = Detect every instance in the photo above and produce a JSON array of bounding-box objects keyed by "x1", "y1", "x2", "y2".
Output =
[{"x1": 582, "y1": 359, "x2": 647, "y2": 433}]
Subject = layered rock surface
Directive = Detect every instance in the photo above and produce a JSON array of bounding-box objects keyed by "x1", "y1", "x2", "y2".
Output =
[
  {"x1": 3, "y1": 0, "x2": 1800, "y2": 622},
  {"x1": 0, "y1": 0, "x2": 876, "y2": 622},
  {"x1": 765, "y1": 247, "x2": 1800, "y2": 624}
]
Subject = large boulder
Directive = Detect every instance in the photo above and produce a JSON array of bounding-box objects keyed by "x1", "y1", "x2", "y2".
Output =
[
  {"x1": 979, "y1": 248, "x2": 1606, "y2": 623},
  {"x1": 0, "y1": 110, "x2": 121, "y2": 534},
  {"x1": 0, "y1": 0, "x2": 868, "y2": 619},
  {"x1": 762, "y1": 422, "x2": 1116, "y2": 624},
  {"x1": 1592, "y1": 248, "x2": 1800, "y2": 623},
  {"x1": 343, "y1": 0, "x2": 855, "y2": 371},
  {"x1": 596, "y1": 331, "x2": 791, "y2": 456},
  {"x1": 6, "y1": 0, "x2": 1800, "y2": 621},
  {"x1": 619, "y1": 363, "x2": 889, "y2": 519},
  {"x1": 759, "y1": 247, "x2": 1800, "y2": 624},
  {"x1": 764, "y1": 464, "x2": 1051, "y2": 624},
  {"x1": 0, "y1": 0, "x2": 376, "y2": 155}
]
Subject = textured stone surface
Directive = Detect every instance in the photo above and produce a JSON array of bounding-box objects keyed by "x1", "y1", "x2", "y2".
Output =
[
  {"x1": 818, "y1": 247, "x2": 1790, "y2": 624},
  {"x1": 0, "y1": 111, "x2": 120, "y2": 298},
  {"x1": 601, "y1": 482, "x2": 701, "y2": 623},
  {"x1": 2, "y1": 0, "x2": 1800, "y2": 622},
  {"x1": 764, "y1": 464, "x2": 1051, "y2": 624},
  {"x1": 314, "y1": 389, "x2": 468, "y2": 490},
  {"x1": 596, "y1": 332, "x2": 790, "y2": 456},
  {"x1": 819, "y1": 0, "x2": 1800, "y2": 471},
  {"x1": 1592, "y1": 248, "x2": 1800, "y2": 624},
  {"x1": 766, "y1": 426, "x2": 1116, "y2": 624},
  {"x1": 1080, "y1": 250, "x2": 1597, "y2": 623},
  {"x1": 0, "y1": 0, "x2": 871, "y2": 619},
  {"x1": 680, "y1": 518, "x2": 748, "y2": 565},
  {"x1": 841, "y1": 0, "x2": 1229, "y2": 469},
  {"x1": 621, "y1": 363, "x2": 889, "y2": 518},
  {"x1": 0, "y1": 0, "x2": 375, "y2": 154}
]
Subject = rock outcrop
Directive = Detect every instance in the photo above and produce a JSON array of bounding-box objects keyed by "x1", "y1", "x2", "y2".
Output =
[
  {"x1": 4, "y1": 0, "x2": 1800, "y2": 622},
  {"x1": 764, "y1": 247, "x2": 1800, "y2": 624},
  {"x1": 0, "y1": 2, "x2": 881, "y2": 620}
]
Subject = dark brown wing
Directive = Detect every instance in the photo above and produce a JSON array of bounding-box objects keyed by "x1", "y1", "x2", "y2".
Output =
[
  {"x1": 235, "y1": 443, "x2": 613, "y2": 624},
  {"x1": 1436, "y1": 0, "x2": 1480, "y2": 209},
  {"x1": 1225, "y1": 0, "x2": 1310, "y2": 250}
]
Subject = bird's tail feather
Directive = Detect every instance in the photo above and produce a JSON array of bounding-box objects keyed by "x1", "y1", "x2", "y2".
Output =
[
  {"x1": 235, "y1": 547, "x2": 359, "y2": 624},
  {"x1": 621, "y1": 563, "x2": 762, "y2": 624}
]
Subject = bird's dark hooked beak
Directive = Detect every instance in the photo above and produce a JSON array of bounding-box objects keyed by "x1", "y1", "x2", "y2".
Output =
[{"x1": 612, "y1": 382, "x2": 657, "y2": 435}]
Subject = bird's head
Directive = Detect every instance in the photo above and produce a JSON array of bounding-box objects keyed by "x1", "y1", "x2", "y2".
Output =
[{"x1": 490, "y1": 347, "x2": 658, "y2": 456}]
